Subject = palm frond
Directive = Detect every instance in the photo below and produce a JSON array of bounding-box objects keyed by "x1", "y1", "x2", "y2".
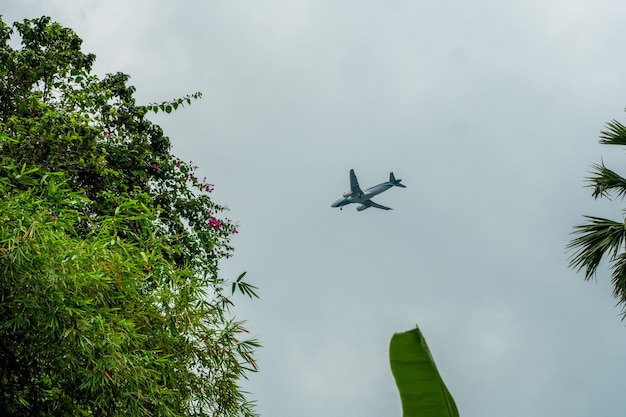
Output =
[
  {"x1": 587, "y1": 162, "x2": 626, "y2": 199},
  {"x1": 599, "y1": 118, "x2": 626, "y2": 146},
  {"x1": 611, "y1": 252, "x2": 626, "y2": 312},
  {"x1": 567, "y1": 216, "x2": 626, "y2": 280}
]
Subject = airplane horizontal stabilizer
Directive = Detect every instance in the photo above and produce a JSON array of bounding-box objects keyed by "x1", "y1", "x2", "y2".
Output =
[{"x1": 389, "y1": 172, "x2": 406, "y2": 188}]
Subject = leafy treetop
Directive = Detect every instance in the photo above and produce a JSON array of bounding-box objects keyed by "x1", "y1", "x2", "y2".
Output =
[
  {"x1": 0, "y1": 15, "x2": 258, "y2": 417},
  {"x1": 568, "y1": 109, "x2": 626, "y2": 317}
]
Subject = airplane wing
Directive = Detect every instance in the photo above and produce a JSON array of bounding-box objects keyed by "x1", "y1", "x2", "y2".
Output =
[
  {"x1": 349, "y1": 169, "x2": 363, "y2": 197},
  {"x1": 363, "y1": 200, "x2": 392, "y2": 210}
]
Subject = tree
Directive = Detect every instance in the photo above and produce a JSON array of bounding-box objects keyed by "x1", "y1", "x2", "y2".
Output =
[
  {"x1": 568, "y1": 110, "x2": 626, "y2": 317},
  {"x1": 0, "y1": 16, "x2": 259, "y2": 416}
]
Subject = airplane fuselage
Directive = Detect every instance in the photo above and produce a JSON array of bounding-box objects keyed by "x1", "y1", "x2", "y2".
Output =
[{"x1": 331, "y1": 183, "x2": 393, "y2": 208}]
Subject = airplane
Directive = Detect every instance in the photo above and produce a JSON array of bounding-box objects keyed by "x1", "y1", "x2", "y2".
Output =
[{"x1": 331, "y1": 169, "x2": 406, "y2": 211}]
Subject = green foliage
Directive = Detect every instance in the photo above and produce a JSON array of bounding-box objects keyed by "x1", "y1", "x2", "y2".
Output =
[
  {"x1": 148, "y1": 92, "x2": 203, "y2": 114},
  {"x1": 587, "y1": 161, "x2": 626, "y2": 200},
  {"x1": 389, "y1": 327, "x2": 458, "y2": 417},
  {"x1": 568, "y1": 108, "x2": 626, "y2": 316},
  {"x1": 0, "y1": 16, "x2": 258, "y2": 416}
]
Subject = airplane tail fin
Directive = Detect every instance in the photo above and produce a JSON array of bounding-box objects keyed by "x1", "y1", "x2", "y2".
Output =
[{"x1": 389, "y1": 172, "x2": 406, "y2": 188}]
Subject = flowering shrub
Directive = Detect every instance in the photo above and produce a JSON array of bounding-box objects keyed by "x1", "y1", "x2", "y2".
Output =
[{"x1": 0, "y1": 16, "x2": 257, "y2": 417}]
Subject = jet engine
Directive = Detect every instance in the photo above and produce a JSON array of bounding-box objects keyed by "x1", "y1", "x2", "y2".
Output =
[
  {"x1": 357, "y1": 204, "x2": 369, "y2": 211},
  {"x1": 343, "y1": 191, "x2": 353, "y2": 198}
]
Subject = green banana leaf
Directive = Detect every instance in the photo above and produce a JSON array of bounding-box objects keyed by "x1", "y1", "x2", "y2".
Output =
[{"x1": 389, "y1": 327, "x2": 459, "y2": 417}]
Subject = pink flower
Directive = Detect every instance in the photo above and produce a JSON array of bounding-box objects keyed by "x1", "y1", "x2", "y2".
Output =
[
  {"x1": 231, "y1": 227, "x2": 239, "y2": 234},
  {"x1": 152, "y1": 163, "x2": 158, "y2": 170},
  {"x1": 208, "y1": 218, "x2": 221, "y2": 228}
]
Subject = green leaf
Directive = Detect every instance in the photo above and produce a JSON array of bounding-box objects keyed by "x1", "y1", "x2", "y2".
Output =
[
  {"x1": 587, "y1": 161, "x2": 626, "y2": 200},
  {"x1": 567, "y1": 216, "x2": 626, "y2": 280},
  {"x1": 231, "y1": 272, "x2": 258, "y2": 298},
  {"x1": 389, "y1": 327, "x2": 459, "y2": 417}
]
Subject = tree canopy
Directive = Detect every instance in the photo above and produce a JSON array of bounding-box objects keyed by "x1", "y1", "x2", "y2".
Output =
[
  {"x1": 0, "y1": 16, "x2": 258, "y2": 416},
  {"x1": 568, "y1": 110, "x2": 626, "y2": 317}
]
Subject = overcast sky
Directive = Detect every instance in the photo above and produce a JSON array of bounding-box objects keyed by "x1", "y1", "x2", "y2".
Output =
[{"x1": 5, "y1": 1, "x2": 626, "y2": 416}]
